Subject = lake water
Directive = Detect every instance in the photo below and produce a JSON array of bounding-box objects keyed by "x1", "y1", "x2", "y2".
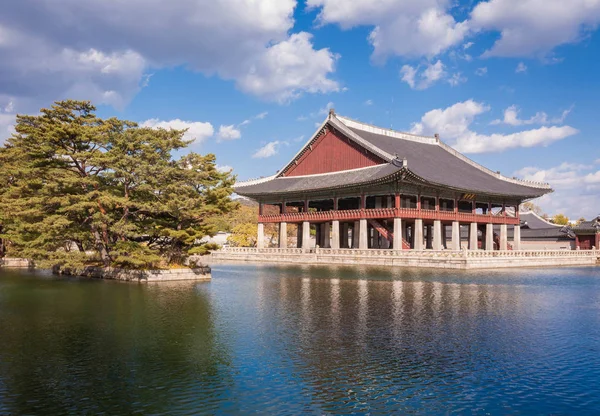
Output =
[{"x1": 1, "y1": 264, "x2": 600, "y2": 415}]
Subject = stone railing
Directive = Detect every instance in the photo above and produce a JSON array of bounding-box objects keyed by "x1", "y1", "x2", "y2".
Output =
[
  {"x1": 221, "y1": 247, "x2": 304, "y2": 254},
  {"x1": 219, "y1": 247, "x2": 599, "y2": 258}
]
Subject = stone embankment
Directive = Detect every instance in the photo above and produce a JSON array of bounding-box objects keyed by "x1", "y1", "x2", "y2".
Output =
[
  {"x1": 212, "y1": 248, "x2": 599, "y2": 270},
  {"x1": 1, "y1": 257, "x2": 211, "y2": 282},
  {"x1": 52, "y1": 265, "x2": 211, "y2": 282},
  {"x1": 0, "y1": 258, "x2": 32, "y2": 268}
]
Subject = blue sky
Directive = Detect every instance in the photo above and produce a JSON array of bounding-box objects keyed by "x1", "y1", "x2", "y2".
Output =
[{"x1": 0, "y1": 0, "x2": 599, "y2": 218}]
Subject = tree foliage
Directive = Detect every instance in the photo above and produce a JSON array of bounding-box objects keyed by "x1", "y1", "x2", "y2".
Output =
[
  {"x1": 551, "y1": 213, "x2": 570, "y2": 225},
  {"x1": 0, "y1": 100, "x2": 236, "y2": 269}
]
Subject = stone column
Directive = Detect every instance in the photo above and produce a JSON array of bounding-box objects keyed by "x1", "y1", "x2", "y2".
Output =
[
  {"x1": 425, "y1": 224, "x2": 433, "y2": 249},
  {"x1": 353, "y1": 221, "x2": 360, "y2": 248},
  {"x1": 469, "y1": 222, "x2": 478, "y2": 250},
  {"x1": 381, "y1": 223, "x2": 391, "y2": 249},
  {"x1": 499, "y1": 224, "x2": 508, "y2": 250},
  {"x1": 323, "y1": 222, "x2": 331, "y2": 248},
  {"x1": 341, "y1": 223, "x2": 349, "y2": 248},
  {"x1": 359, "y1": 219, "x2": 368, "y2": 249},
  {"x1": 393, "y1": 218, "x2": 402, "y2": 250},
  {"x1": 257, "y1": 223, "x2": 265, "y2": 249},
  {"x1": 486, "y1": 223, "x2": 494, "y2": 251},
  {"x1": 331, "y1": 220, "x2": 340, "y2": 249},
  {"x1": 513, "y1": 225, "x2": 521, "y2": 251},
  {"x1": 433, "y1": 220, "x2": 443, "y2": 250},
  {"x1": 302, "y1": 221, "x2": 311, "y2": 250},
  {"x1": 279, "y1": 222, "x2": 287, "y2": 248},
  {"x1": 451, "y1": 221, "x2": 460, "y2": 250},
  {"x1": 414, "y1": 219, "x2": 424, "y2": 250}
]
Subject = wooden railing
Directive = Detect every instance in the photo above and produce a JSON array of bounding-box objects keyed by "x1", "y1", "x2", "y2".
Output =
[{"x1": 259, "y1": 208, "x2": 519, "y2": 225}]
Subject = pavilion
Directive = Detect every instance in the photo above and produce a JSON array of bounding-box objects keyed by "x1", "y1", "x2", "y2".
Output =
[{"x1": 234, "y1": 110, "x2": 553, "y2": 251}]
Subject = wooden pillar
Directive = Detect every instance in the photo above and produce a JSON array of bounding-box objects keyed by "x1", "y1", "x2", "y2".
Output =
[
  {"x1": 296, "y1": 223, "x2": 303, "y2": 248},
  {"x1": 333, "y1": 197, "x2": 338, "y2": 211},
  {"x1": 353, "y1": 221, "x2": 360, "y2": 248},
  {"x1": 279, "y1": 222, "x2": 287, "y2": 248},
  {"x1": 257, "y1": 223, "x2": 265, "y2": 249},
  {"x1": 395, "y1": 193, "x2": 401, "y2": 214},
  {"x1": 472, "y1": 200, "x2": 476, "y2": 214}
]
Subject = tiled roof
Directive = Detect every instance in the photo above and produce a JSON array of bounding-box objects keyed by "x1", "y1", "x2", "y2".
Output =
[
  {"x1": 572, "y1": 217, "x2": 600, "y2": 232},
  {"x1": 235, "y1": 114, "x2": 553, "y2": 198},
  {"x1": 234, "y1": 164, "x2": 400, "y2": 195}
]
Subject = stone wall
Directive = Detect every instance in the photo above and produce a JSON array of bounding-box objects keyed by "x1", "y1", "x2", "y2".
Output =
[
  {"x1": 0, "y1": 258, "x2": 32, "y2": 268},
  {"x1": 211, "y1": 248, "x2": 598, "y2": 270},
  {"x1": 54, "y1": 266, "x2": 211, "y2": 282}
]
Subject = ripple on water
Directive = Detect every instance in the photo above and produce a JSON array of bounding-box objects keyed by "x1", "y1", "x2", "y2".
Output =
[{"x1": 1, "y1": 265, "x2": 600, "y2": 414}]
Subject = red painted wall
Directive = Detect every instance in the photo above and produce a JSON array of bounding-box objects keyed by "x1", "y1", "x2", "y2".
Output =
[{"x1": 284, "y1": 129, "x2": 384, "y2": 177}]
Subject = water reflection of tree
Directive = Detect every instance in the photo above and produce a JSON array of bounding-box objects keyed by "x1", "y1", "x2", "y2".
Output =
[
  {"x1": 265, "y1": 266, "x2": 525, "y2": 414},
  {"x1": 0, "y1": 275, "x2": 231, "y2": 415}
]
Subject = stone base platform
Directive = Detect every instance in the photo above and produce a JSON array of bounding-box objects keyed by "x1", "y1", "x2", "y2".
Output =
[
  {"x1": 53, "y1": 266, "x2": 211, "y2": 282},
  {"x1": 212, "y1": 248, "x2": 599, "y2": 270}
]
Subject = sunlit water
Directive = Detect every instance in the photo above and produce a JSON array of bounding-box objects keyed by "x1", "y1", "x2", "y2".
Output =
[{"x1": 1, "y1": 264, "x2": 600, "y2": 415}]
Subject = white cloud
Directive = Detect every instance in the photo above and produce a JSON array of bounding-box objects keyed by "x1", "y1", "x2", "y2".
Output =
[
  {"x1": 412, "y1": 100, "x2": 489, "y2": 138},
  {"x1": 400, "y1": 65, "x2": 418, "y2": 89},
  {"x1": 411, "y1": 100, "x2": 579, "y2": 153},
  {"x1": 217, "y1": 125, "x2": 242, "y2": 142},
  {"x1": 491, "y1": 105, "x2": 573, "y2": 126},
  {"x1": 0, "y1": 1, "x2": 339, "y2": 113},
  {"x1": 400, "y1": 60, "x2": 447, "y2": 90},
  {"x1": 239, "y1": 111, "x2": 268, "y2": 127},
  {"x1": 0, "y1": 113, "x2": 16, "y2": 144},
  {"x1": 475, "y1": 67, "x2": 488, "y2": 76},
  {"x1": 306, "y1": 0, "x2": 469, "y2": 60},
  {"x1": 463, "y1": 42, "x2": 474, "y2": 50},
  {"x1": 364, "y1": 99, "x2": 373, "y2": 106},
  {"x1": 252, "y1": 141, "x2": 281, "y2": 158},
  {"x1": 470, "y1": 0, "x2": 600, "y2": 58},
  {"x1": 140, "y1": 118, "x2": 214, "y2": 144},
  {"x1": 447, "y1": 72, "x2": 466, "y2": 86},
  {"x1": 236, "y1": 32, "x2": 339, "y2": 103},
  {"x1": 453, "y1": 126, "x2": 579, "y2": 153},
  {"x1": 216, "y1": 165, "x2": 233, "y2": 173},
  {"x1": 318, "y1": 101, "x2": 335, "y2": 116},
  {"x1": 514, "y1": 162, "x2": 600, "y2": 218},
  {"x1": 515, "y1": 62, "x2": 527, "y2": 73}
]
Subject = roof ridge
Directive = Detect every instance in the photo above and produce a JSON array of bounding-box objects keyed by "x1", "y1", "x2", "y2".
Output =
[
  {"x1": 336, "y1": 114, "x2": 438, "y2": 144},
  {"x1": 335, "y1": 113, "x2": 551, "y2": 191}
]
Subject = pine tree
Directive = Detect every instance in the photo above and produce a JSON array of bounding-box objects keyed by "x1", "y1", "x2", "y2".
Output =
[{"x1": 0, "y1": 100, "x2": 236, "y2": 269}]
